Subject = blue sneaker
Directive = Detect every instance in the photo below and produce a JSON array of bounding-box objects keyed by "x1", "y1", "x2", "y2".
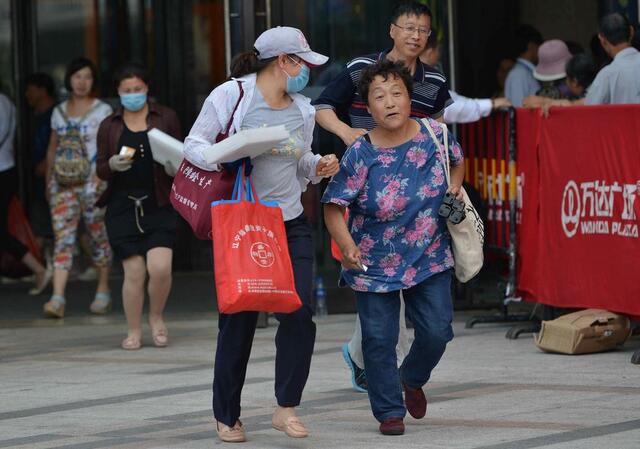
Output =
[{"x1": 341, "y1": 343, "x2": 368, "y2": 393}]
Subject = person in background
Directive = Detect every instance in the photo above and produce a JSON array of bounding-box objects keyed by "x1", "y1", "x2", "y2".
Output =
[
  {"x1": 505, "y1": 25, "x2": 543, "y2": 107},
  {"x1": 0, "y1": 91, "x2": 50, "y2": 293},
  {"x1": 24, "y1": 72, "x2": 56, "y2": 289},
  {"x1": 420, "y1": 29, "x2": 512, "y2": 124},
  {"x1": 565, "y1": 53, "x2": 597, "y2": 98},
  {"x1": 313, "y1": 1, "x2": 452, "y2": 395},
  {"x1": 43, "y1": 57, "x2": 113, "y2": 318},
  {"x1": 96, "y1": 62, "x2": 181, "y2": 350},
  {"x1": 532, "y1": 40, "x2": 574, "y2": 100},
  {"x1": 523, "y1": 13, "x2": 637, "y2": 113},
  {"x1": 184, "y1": 26, "x2": 338, "y2": 443},
  {"x1": 494, "y1": 57, "x2": 515, "y2": 97},
  {"x1": 523, "y1": 53, "x2": 596, "y2": 111},
  {"x1": 323, "y1": 60, "x2": 463, "y2": 436},
  {"x1": 585, "y1": 13, "x2": 640, "y2": 105}
]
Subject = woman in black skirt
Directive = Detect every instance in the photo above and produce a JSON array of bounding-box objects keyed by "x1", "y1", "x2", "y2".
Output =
[{"x1": 96, "y1": 62, "x2": 182, "y2": 350}]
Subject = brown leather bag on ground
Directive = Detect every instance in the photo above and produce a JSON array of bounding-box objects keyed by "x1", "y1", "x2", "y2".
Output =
[{"x1": 534, "y1": 308, "x2": 631, "y2": 355}]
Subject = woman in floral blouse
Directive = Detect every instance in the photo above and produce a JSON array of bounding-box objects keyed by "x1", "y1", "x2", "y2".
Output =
[{"x1": 322, "y1": 60, "x2": 465, "y2": 436}]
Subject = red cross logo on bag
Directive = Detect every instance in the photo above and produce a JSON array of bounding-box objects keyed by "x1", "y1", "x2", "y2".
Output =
[{"x1": 250, "y1": 242, "x2": 275, "y2": 267}]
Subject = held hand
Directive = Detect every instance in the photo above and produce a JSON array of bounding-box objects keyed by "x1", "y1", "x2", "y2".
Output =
[
  {"x1": 108, "y1": 154, "x2": 134, "y2": 172},
  {"x1": 164, "y1": 160, "x2": 177, "y2": 177},
  {"x1": 339, "y1": 127, "x2": 367, "y2": 146},
  {"x1": 447, "y1": 184, "x2": 464, "y2": 201},
  {"x1": 341, "y1": 244, "x2": 364, "y2": 271},
  {"x1": 522, "y1": 95, "x2": 545, "y2": 109},
  {"x1": 492, "y1": 97, "x2": 512, "y2": 109},
  {"x1": 316, "y1": 154, "x2": 340, "y2": 178}
]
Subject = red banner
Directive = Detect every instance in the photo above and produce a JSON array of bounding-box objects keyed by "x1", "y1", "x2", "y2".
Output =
[{"x1": 516, "y1": 105, "x2": 640, "y2": 316}]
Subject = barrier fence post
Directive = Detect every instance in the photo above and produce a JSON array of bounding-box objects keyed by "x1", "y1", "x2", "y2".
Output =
[{"x1": 463, "y1": 107, "x2": 532, "y2": 332}]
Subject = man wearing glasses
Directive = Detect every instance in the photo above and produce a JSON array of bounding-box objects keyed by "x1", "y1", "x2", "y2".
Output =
[
  {"x1": 312, "y1": 1, "x2": 452, "y2": 398},
  {"x1": 313, "y1": 1, "x2": 451, "y2": 147}
]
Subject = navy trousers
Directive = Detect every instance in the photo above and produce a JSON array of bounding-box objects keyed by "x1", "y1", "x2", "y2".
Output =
[{"x1": 212, "y1": 214, "x2": 316, "y2": 426}]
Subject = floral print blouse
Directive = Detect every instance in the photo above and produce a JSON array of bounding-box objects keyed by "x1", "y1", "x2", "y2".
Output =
[{"x1": 321, "y1": 118, "x2": 464, "y2": 292}]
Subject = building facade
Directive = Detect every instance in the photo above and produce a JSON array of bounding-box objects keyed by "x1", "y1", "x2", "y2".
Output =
[{"x1": 1, "y1": 0, "x2": 637, "y2": 270}]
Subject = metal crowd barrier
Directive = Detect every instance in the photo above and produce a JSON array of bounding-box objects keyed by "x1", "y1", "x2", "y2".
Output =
[{"x1": 456, "y1": 107, "x2": 531, "y2": 335}]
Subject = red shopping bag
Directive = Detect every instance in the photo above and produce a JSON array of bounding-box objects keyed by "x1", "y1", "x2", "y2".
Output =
[
  {"x1": 211, "y1": 169, "x2": 302, "y2": 314},
  {"x1": 0, "y1": 196, "x2": 43, "y2": 278},
  {"x1": 171, "y1": 81, "x2": 243, "y2": 240}
]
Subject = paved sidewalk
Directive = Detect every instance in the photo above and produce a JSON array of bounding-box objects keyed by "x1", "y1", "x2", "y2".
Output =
[{"x1": 1, "y1": 306, "x2": 639, "y2": 449}]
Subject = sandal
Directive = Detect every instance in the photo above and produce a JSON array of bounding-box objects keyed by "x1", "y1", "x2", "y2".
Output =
[
  {"x1": 90, "y1": 292, "x2": 112, "y2": 315},
  {"x1": 149, "y1": 321, "x2": 169, "y2": 348},
  {"x1": 29, "y1": 268, "x2": 52, "y2": 296},
  {"x1": 121, "y1": 335, "x2": 142, "y2": 350},
  {"x1": 272, "y1": 409, "x2": 309, "y2": 438},
  {"x1": 216, "y1": 420, "x2": 246, "y2": 443},
  {"x1": 43, "y1": 295, "x2": 65, "y2": 318}
]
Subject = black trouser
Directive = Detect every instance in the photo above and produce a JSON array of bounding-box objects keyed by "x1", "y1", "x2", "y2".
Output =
[
  {"x1": 0, "y1": 168, "x2": 28, "y2": 259},
  {"x1": 212, "y1": 214, "x2": 316, "y2": 426}
]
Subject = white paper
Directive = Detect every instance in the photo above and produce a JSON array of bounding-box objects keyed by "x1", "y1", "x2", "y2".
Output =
[
  {"x1": 147, "y1": 128, "x2": 184, "y2": 168},
  {"x1": 203, "y1": 125, "x2": 290, "y2": 165}
]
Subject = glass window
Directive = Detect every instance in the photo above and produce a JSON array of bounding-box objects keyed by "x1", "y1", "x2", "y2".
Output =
[
  {"x1": 34, "y1": 0, "x2": 154, "y2": 97},
  {"x1": 192, "y1": 0, "x2": 227, "y2": 108}
]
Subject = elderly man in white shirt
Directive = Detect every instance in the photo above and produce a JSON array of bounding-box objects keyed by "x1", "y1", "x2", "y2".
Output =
[{"x1": 585, "y1": 13, "x2": 640, "y2": 105}]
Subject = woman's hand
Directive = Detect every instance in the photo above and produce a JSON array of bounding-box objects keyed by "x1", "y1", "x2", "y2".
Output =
[
  {"x1": 316, "y1": 154, "x2": 339, "y2": 178},
  {"x1": 447, "y1": 184, "x2": 464, "y2": 201},
  {"x1": 338, "y1": 126, "x2": 367, "y2": 146},
  {"x1": 522, "y1": 95, "x2": 546, "y2": 109},
  {"x1": 341, "y1": 243, "x2": 365, "y2": 271},
  {"x1": 108, "y1": 154, "x2": 134, "y2": 172}
]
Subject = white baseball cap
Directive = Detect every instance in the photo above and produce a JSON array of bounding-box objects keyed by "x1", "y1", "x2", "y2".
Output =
[{"x1": 254, "y1": 26, "x2": 328, "y2": 66}]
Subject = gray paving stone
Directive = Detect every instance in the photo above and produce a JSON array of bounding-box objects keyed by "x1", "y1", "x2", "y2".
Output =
[{"x1": 0, "y1": 309, "x2": 639, "y2": 449}]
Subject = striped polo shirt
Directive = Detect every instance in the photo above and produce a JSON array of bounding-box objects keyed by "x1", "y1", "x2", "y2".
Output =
[{"x1": 313, "y1": 51, "x2": 452, "y2": 131}]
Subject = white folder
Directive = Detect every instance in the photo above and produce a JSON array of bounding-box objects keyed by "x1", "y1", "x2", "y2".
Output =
[
  {"x1": 147, "y1": 128, "x2": 184, "y2": 168},
  {"x1": 203, "y1": 125, "x2": 290, "y2": 165}
]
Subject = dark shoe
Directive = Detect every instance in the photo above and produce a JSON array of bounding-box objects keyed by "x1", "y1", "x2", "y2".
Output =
[
  {"x1": 402, "y1": 382, "x2": 427, "y2": 419},
  {"x1": 341, "y1": 343, "x2": 367, "y2": 392},
  {"x1": 379, "y1": 417, "x2": 404, "y2": 435}
]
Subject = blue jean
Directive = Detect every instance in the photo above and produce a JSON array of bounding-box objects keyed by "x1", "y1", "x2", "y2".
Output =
[{"x1": 356, "y1": 269, "x2": 454, "y2": 422}]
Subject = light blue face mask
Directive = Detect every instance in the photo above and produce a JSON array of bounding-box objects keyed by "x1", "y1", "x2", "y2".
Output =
[
  {"x1": 283, "y1": 60, "x2": 310, "y2": 93},
  {"x1": 120, "y1": 92, "x2": 147, "y2": 112}
]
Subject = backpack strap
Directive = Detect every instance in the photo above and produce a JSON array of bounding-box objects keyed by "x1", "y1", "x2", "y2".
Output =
[{"x1": 57, "y1": 101, "x2": 101, "y2": 126}]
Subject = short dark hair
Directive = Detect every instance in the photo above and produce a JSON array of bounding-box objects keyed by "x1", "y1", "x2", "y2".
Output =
[
  {"x1": 426, "y1": 27, "x2": 439, "y2": 50},
  {"x1": 513, "y1": 25, "x2": 543, "y2": 56},
  {"x1": 359, "y1": 60, "x2": 413, "y2": 105},
  {"x1": 114, "y1": 62, "x2": 150, "y2": 90},
  {"x1": 599, "y1": 13, "x2": 631, "y2": 45},
  {"x1": 25, "y1": 72, "x2": 55, "y2": 98},
  {"x1": 566, "y1": 53, "x2": 596, "y2": 89},
  {"x1": 64, "y1": 57, "x2": 98, "y2": 93},
  {"x1": 391, "y1": 1, "x2": 432, "y2": 24}
]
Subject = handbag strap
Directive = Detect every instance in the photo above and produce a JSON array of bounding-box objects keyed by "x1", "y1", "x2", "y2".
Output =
[
  {"x1": 217, "y1": 80, "x2": 244, "y2": 141},
  {"x1": 421, "y1": 118, "x2": 450, "y2": 186},
  {"x1": 231, "y1": 161, "x2": 260, "y2": 203}
]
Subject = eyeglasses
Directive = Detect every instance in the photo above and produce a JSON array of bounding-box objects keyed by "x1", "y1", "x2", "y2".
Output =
[{"x1": 392, "y1": 23, "x2": 432, "y2": 37}]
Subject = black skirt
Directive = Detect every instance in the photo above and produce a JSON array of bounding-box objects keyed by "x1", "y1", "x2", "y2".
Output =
[{"x1": 105, "y1": 190, "x2": 177, "y2": 260}]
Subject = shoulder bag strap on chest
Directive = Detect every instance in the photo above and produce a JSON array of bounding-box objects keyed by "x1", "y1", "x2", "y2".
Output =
[{"x1": 224, "y1": 80, "x2": 245, "y2": 135}]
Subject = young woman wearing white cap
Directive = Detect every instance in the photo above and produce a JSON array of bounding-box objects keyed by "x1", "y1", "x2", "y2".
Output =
[{"x1": 184, "y1": 26, "x2": 339, "y2": 443}]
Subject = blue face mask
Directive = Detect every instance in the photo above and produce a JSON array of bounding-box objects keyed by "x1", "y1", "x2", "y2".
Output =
[
  {"x1": 120, "y1": 92, "x2": 147, "y2": 112},
  {"x1": 283, "y1": 63, "x2": 310, "y2": 93}
]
